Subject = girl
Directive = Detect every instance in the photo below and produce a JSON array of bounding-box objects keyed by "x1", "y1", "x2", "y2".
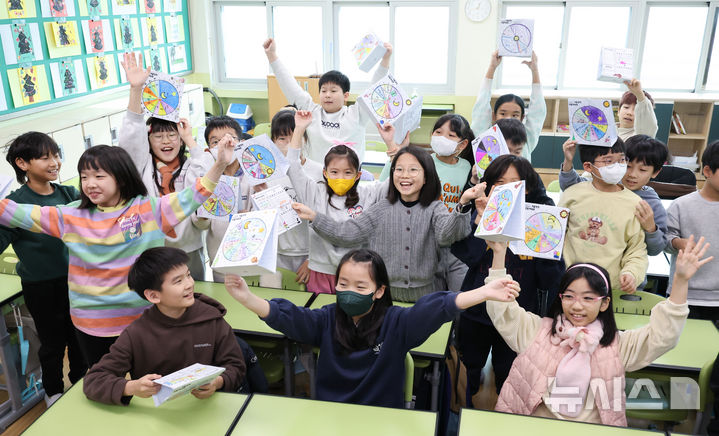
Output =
[
  {"x1": 293, "y1": 145, "x2": 484, "y2": 302},
  {"x1": 119, "y1": 52, "x2": 207, "y2": 280},
  {"x1": 0, "y1": 139, "x2": 235, "y2": 367},
  {"x1": 224, "y1": 248, "x2": 520, "y2": 408},
  {"x1": 286, "y1": 111, "x2": 388, "y2": 294},
  {"x1": 486, "y1": 236, "x2": 710, "y2": 425},
  {"x1": 471, "y1": 50, "x2": 546, "y2": 162},
  {"x1": 451, "y1": 154, "x2": 565, "y2": 400}
]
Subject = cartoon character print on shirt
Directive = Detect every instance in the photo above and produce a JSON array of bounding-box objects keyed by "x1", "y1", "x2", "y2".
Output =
[
  {"x1": 579, "y1": 216, "x2": 608, "y2": 245},
  {"x1": 118, "y1": 213, "x2": 142, "y2": 242},
  {"x1": 347, "y1": 204, "x2": 363, "y2": 219},
  {"x1": 440, "y1": 182, "x2": 462, "y2": 212}
]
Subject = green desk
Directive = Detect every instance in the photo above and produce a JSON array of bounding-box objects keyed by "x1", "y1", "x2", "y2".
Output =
[
  {"x1": 231, "y1": 394, "x2": 437, "y2": 436},
  {"x1": 23, "y1": 380, "x2": 249, "y2": 436},
  {"x1": 458, "y1": 408, "x2": 663, "y2": 435},
  {"x1": 193, "y1": 281, "x2": 313, "y2": 395},
  {"x1": 615, "y1": 313, "x2": 719, "y2": 372},
  {"x1": 309, "y1": 294, "x2": 453, "y2": 411}
]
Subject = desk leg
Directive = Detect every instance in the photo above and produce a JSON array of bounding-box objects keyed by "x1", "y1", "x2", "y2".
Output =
[
  {"x1": 430, "y1": 360, "x2": 440, "y2": 411},
  {"x1": 282, "y1": 338, "x2": 294, "y2": 396},
  {"x1": 0, "y1": 314, "x2": 23, "y2": 411}
]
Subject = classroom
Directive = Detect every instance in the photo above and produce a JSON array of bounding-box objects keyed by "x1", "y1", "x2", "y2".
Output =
[{"x1": 0, "y1": 0, "x2": 718, "y2": 435}]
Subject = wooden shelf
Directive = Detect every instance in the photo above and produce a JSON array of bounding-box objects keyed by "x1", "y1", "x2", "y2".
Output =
[{"x1": 668, "y1": 133, "x2": 706, "y2": 140}]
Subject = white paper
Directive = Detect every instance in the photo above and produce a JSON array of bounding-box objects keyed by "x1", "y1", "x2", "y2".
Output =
[
  {"x1": 111, "y1": 0, "x2": 137, "y2": 16},
  {"x1": 141, "y1": 16, "x2": 165, "y2": 45},
  {"x1": 81, "y1": 19, "x2": 114, "y2": 53},
  {"x1": 475, "y1": 180, "x2": 526, "y2": 242},
  {"x1": 211, "y1": 209, "x2": 279, "y2": 276},
  {"x1": 509, "y1": 203, "x2": 570, "y2": 261},
  {"x1": 49, "y1": 59, "x2": 88, "y2": 97},
  {"x1": 166, "y1": 13, "x2": 182, "y2": 43},
  {"x1": 163, "y1": 0, "x2": 182, "y2": 13},
  {"x1": 0, "y1": 175, "x2": 13, "y2": 198},
  {"x1": 1, "y1": 23, "x2": 43, "y2": 65},
  {"x1": 357, "y1": 73, "x2": 412, "y2": 128},
  {"x1": 471, "y1": 124, "x2": 511, "y2": 178},
  {"x1": 568, "y1": 98, "x2": 618, "y2": 147},
  {"x1": 198, "y1": 175, "x2": 242, "y2": 220},
  {"x1": 597, "y1": 47, "x2": 634, "y2": 83},
  {"x1": 0, "y1": 78, "x2": 7, "y2": 111},
  {"x1": 251, "y1": 185, "x2": 301, "y2": 235},
  {"x1": 40, "y1": 0, "x2": 76, "y2": 17},
  {"x1": 140, "y1": 70, "x2": 183, "y2": 122},
  {"x1": 352, "y1": 33, "x2": 387, "y2": 73},
  {"x1": 497, "y1": 18, "x2": 534, "y2": 58},
  {"x1": 168, "y1": 44, "x2": 187, "y2": 73},
  {"x1": 392, "y1": 95, "x2": 423, "y2": 145},
  {"x1": 152, "y1": 363, "x2": 225, "y2": 407},
  {"x1": 236, "y1": 135, "x2": 290, "y2": 187}
]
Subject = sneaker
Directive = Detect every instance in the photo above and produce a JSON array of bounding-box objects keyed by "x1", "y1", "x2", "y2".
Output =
[{"x1": 44, "y1": 393, "x2": 62, "y2": 407}]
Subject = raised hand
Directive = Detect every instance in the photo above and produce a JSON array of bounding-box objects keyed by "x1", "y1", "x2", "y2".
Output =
[
  {"x1": 675, "y1": 235, "x2": 713, "y2": 281},
  {"x1": 177, "y1": 117, "x2": 193, "y2": 143},
  {"x1": 294, "y1": 110, "x2": 313, "y2": 130},
  {"x1": 215, "y1": 133, "x2": 236, "y2": 167},
  {"x1": 224, "y1": 274, "x2": 251, "y2": 303},
  {"x1": 459, "y1": 183, "x2": 485, "y2": 206},
  {"x1": 121, "y1": 52, "x2": 150, "y2": 88},
  {"x1": 483, "y1": 278, "x2": 520, "y2": 302},
  {"x1": 292, "y1": 202, "x2": 317, "y2": 221},
  {"x1": 521, "y1": 51, "x2": 539, "y2": 72},
  {"x1": 380, "y1": 42, "x2": 393, "y2": 68},
  {"x1": 624, "y1": 79, "x2": 644, "y2": 100},
  {"x1": 263, "y1": 38, "x2": 278, "y2": 62}
]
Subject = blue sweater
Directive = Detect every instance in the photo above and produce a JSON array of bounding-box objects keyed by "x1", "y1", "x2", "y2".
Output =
[{"x1": 262, "y1": 291, "x2": 461, "y2": 408}]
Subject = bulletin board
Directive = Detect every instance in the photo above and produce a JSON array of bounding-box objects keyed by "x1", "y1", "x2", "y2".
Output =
[{"x1": 0, "y1": 0, "x2": 192, "y2": 118}]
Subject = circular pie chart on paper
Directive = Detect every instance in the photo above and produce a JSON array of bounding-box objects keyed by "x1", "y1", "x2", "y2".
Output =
[
  {"x1": 482, "y1": 189, "x2": 514, "y2": 232},
  {"x1": 241, "y1": 145, "x2": 276, "y2": 180},
  {"x1": 500, "y1": 23, "x2": 532, "y2": 55},
  {"x1": 222, "y1": 218, "x2": 267, "y2": 262},
  {"x1": 571, "y1": 105, "x2": 609, "y2": 142},
  {"x1": 202, "y1": 180, "x2": 235, "y2": 217},
  {"x1": 142, "y1": 80, "x2": 180, "y2": 116},
  {"x1": 523, "y1": 212, "x2": 563, "y2": 253},
  {"x1": 475, "y1": 135, "x2": 501, "y2": 172},
  {"x1": 371, "y1": 84, "x2": 404, "y2": 122}
]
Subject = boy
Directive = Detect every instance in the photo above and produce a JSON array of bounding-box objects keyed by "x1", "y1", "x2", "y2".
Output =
[
  {"x1": 0, "y1": 132, "x2": 87, "y2": 406},
  {"x1": 204, "y1": 115, "x2": 244, "y2": 150},
  {"x1": 83, "y1": 247, "x2": 246, "y2": 405},
  {"x1": 617, "y1": 79, "x2": 657, "y2": 140},
  {"x1": 558, "y1": 139, "x2": 648, "y2": 293},
  {"x1": 665, "y1": 141, "x2": 719, "y2": 320},
  {"x1": 560, "y1": 135, "x2": 669, "y2": 256},
  {"x1": 262, "y1": 38, "x2": 392, "y2": 164},
  {"x1": 496, "y1": 118, "x2": 528, "y2": 157}
]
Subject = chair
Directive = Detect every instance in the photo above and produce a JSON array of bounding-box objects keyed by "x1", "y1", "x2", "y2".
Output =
[
  {"x1": 0, "y1": 246, "x2": 18, "y2": 275},
  {"x1": 277, "y1": 267, "x2": 306, "y2": 291},
  {"x1": 365, "y1": 140, "x2": 388, "y2": 153},
  {"x1": 404, "y1": 352, "x2": 414, "y2": 409},
  {"x1": 253, "y1": 122, "x2": 271, "y2": 137},
  {"x1": 547, "y1": 179, "x2": 561, "y2": 193},
  {"x1": 61, "y1": 176, "x2": 79, "y2": 188},
  {"x1": 612, "y1": 289, "x2": 666, "y2": 315}
]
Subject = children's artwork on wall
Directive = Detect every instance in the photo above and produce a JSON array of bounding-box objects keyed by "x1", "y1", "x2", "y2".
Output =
[
  {"x1": 392, "y1": 95, "x2": 422, "y2": 145},
  {"x1": 115, "y1": 16, "x2": 138, "y2": 50},
  {"x1": 475, "y1": 180, "x2": 526, "y2": 243},
  {"x1": 82, "y1": 0, "x2": 104, "y2": 16},
  {"x1": 497, "y1": 18, "x2": 534, "y2": 58},
  {"x1": 509, "y1": 203, "x2": 569, "y2": 261},
  {"x1": 86, "y1": 54, "x2": 117, "y2": 89},
  {"x1": 140, "y1": 0, "x2": 155, "y2": 14},
  {"x1": 236, "y1": 135, "x2": 290, "y2": 186},
  {"x1": 7, "y1": 65, "x2": 50, "y2": 107},
  {"x1": 357, "y1": 73, "x2": 413, "y2": 128},
  {"x1": 568, "y1": 98, "x2": 618, "y2": 147},
  {"x1": 163, "y1": 0, "x2": 181, "y2": 13},
  {"x1": 43, "y1": 21, "x2": 81, "y2": 58},
  {"x1": 3, "y1": 0, "x2": 36, "y2": 19},
  {"x1": 111, "y1": 0, "x2": 135, "y2": 15},
  {"x1": 145, "y1": 45, "x2": 166, "y2": 73},
  {"x1": 167, "y1": 43, "x2": 187, "y2": 73},
  {"x1": 141, "y1": 70, "x2": 182, "y2": 122},
  {"x1": 472, "y1": 124, "x2": 511, "y2": 178},
  {"x1": 597, "y1": 47, "x2": 634, "y2": 84},
  {"x1": 39, "y1": 0, "x2": 74, "y2": 17},
  {"x1": 82, "y1": 19, "x2": 114, "y2": 53},
  {"x1": 352, "y1": 33, "x2": 387, "y2": 73},
  {"x1": 164, "y1": 13, "x2": 183, "y2": 43},
  {"x1": 0, "y1": 78, "x2": 8, "y2": 111},
  {"x1": 142, "y1": 15, "x2": 164, "y2": 45},
  {"x1": 51, "y1": 21, "x2": 78, "y2": 47},
  {"x1": 198, "y1": 175, "x2": 241, "y2": 220},
  {"x1": 212, "y1": 209, "x2": 279, "y2": 276},
  {"x1": 1, "y1": 22, "x2": 42, "y2": 65},
  {"x1": 251, "y1": 185, "x2": 301, "y2": 235},
  {"x1": 50, "y1": 59, "x2": 87, "y2": 97}
]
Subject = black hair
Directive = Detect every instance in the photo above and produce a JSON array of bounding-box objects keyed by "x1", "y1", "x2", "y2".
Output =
[
  {"x1": 620, "y1": 90, "x2": 655, "y2": 109},
  {"x1": 128, "y1": 247, "x2": 190, "y2": 300},
  {"x1": 549, "y1": 263, "x2": 618, "y2": 347},
  {"x1": 578, "y1": 138, "x2": 626, "y2": 165},
  {"x1": 494, "y1": 94, "x2": 526, "y2": 119},
  {"x1": 387, "y1": 145, "x2": 442, "y2": 207},
  {"x1": 323, "y1": 145, "x2": 361, "y2": 209},
  {"x1": 333, "y1": 249, "x2": 393, "y2": 354},
  {"x1": 146, "y1": 117, "x2": 187, "y2": 194},
  {"x1": 319, "y1": 70, "x2": 350, "y2": 94},
  {"x1": 204, "y1": 115, "x2": 243, "y2": 144},
  {"x1": 495, "y1": 118, "x2": 527, "y2": 146},
  {"x1": 624, "y1": 135, "x2": 668, "y2": 173},
  {"x1": 480, "y1": 154, "x2": 541, "y2": 197},
  {"x1": 4, "y1": 132, "x2": 62, "y2": 184},
  {"x1": 270, "y1": 110, "x2": 295, "y2": 142},
  {"x1": 77, "y1": 145, "x2": 148, "y2": 209},
  {"x1": 702, "y1": 140, "x2": 719, "y2": 173},
  {"x1": 432, "y1": 114, "x2": 476, "y2": 165}
]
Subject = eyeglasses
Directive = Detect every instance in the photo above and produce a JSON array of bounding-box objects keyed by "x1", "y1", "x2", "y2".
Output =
[
  {"x1": 393, "y1": 167, "x2": 423, "y2": 176},
  {"x1": 209, "y1": 136, "x2": 239, "y2": 147},
  {"x1": 558, "y1": 293, "x2": 607, "y2": 305},
  {"x1": 149, "y1": 132, "x2": 179, "y2": 142},
  {"x1": 593, "y1": 157, "x2": 627, "y2": 166}
]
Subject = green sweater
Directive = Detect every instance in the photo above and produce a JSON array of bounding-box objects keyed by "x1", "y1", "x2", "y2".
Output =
[{"x1": 0, "y1": 183, "x2": 79, "y2": 281}]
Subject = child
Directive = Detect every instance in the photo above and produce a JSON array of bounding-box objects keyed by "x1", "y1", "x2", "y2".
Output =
[
  {"x1": 560, "y1": 135, "x2": 669, "y2": 256},
  {"x1": 451, "y1": 154, "x2": 565, "y2": 398},
  {"x1": 471, "y1": 50, "x2": 545, "y2": 162},
  {"x1": 666, "y1": 141, "x2": 719, "y2": 320},
  {"x1": 293, "y1": 146, "x2": 483, "y2": 302},
  {"x1": 0, "y1": 138, "x2": 235, "y2": 366},
  {"x1": 486, "y1": 237, "x2": 710, "y2": 425},
  {"x1": 119, "y1": 52, "x2": 207, "y2": 280},
  {"x1": 558, "y1": 139, "x2": 647, "y2": 294},
  {"x1": 617, "y1": 79, "x2": 657, "y2": 140},
  {"x1": 0, "y1": 132, "x2": 87, "y2": 405},
  {"x1": 224, "y1": 248, "x2": 520, "y2": 408},
  {"x1": 285, "y1": 111, "x2": 388, "y2": 294},
  {"x1": 263, "y1": 38, "x2": 392, "y2": 164},
  {"x1": 496, "y1": 118, "x2": 528, "y2": 156},
  {"x1": 83, "y1": 247, "x2": 246, "y2": 405}
]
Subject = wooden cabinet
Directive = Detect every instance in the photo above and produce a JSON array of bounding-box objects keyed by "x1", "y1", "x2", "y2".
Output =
[
  {"x1": 667, "y1": 101, "x2": 714, "y2": 160},
  {"x1": 267, "y1": 75, "x2": 320, "y2": 119}
]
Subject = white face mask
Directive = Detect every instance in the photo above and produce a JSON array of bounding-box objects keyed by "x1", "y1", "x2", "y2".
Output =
[
  {"x1": 594, "y1": 162, "x2": 627, "y2": 185},
  {"x1": 430, "y1": 135, "x2": 459, "y2": 157}
]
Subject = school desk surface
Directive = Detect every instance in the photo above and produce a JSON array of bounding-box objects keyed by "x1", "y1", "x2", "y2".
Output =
[
  {"x1": 22, "y1": 380, "x2": 249, "y2": 436},
  {"x1": 231, "y1": 394, "x2": 437, "y2": 436},
  {"x1": 458, "y1": 408, "x2": 664, "y2": 435}
]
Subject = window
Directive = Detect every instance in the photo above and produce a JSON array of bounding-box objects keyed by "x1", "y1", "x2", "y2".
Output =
[
  {"x1": 704, "y1": 9, "x2": 719, "y2": 91},
  {"x1": 272, "y1": 5, "x2": 324, "y2": 76},
  {"x1": 335, "y1": 5, "x2": 390, "y2": 85},
  {"x1": 394, "y1": 6, "x2": 451, "y2": 85},
  {"x1": 217, "y1": 4, "x2": 268, "y2": 80}
]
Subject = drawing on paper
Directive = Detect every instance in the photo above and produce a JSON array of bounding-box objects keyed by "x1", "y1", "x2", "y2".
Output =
[
  {"x1": 7, "y1": 0, "x2": 26, "y2": 18},
  {"x1": 94, "y1": 55, "x2": 109, "y2": 85},
  {"x1": 51, "y1": 0, "x2": 67, "y2": 17},
  {"x1": 482, "y1": 189, "x2": 513, "y2": 232},
  {"x1": 370, "y1": 83, "x2": 405, "y2": 122},
  {"x1": 501, "y1": 23, "x2": 531, "y2": 55},
  {"x1": 475, "y1": 135, "x2": 502, "y2": 172},
  {"x1": 221, "y1": 218, "x2": 268, "y2": 262},
  {"x1": 52, "y1": 22, "x2": 77, "y2": 47},
  {"x1": 141, "y1": 71, "x2": 182, "y2": 121},
  {"x1": 202, "y1": 179, "x2": 236, "y2": 218},
  {"x1": 524, "y1": 211, "x2": 564, "y2": 254},
  {"x1": 242, "y1": 145, "x2": 276, "y2": 180},
  {"x1": 12, "y1": 22, "x2": 34, "y2": 63},
  {"x1": 18, "y1": 66, "x2": 37, "y2": 105},
  {"x1": 61, "y1": 60, "x2": 76, "y2": 95},
  {"x1": 571, "y1": 103, "x2": 609, "y2": 143}
]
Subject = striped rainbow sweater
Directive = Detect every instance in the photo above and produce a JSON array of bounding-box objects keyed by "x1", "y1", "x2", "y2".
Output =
[{"x1": 0, "y1": 176, "x2": 216, "y2": 337}]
